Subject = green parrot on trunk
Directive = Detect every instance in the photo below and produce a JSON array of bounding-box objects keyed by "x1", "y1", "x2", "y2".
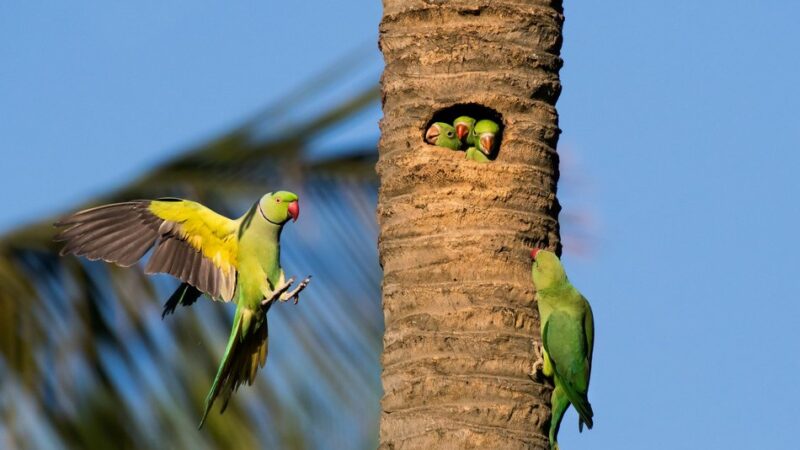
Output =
[
  {"x1": 55, "y1": 191, "x2": 311, "y2": 428},
  {"x1": 466, "y1": 119, "x2": 500, "y2": 163},
  {"x1": 425, "y1": 122, "x2": 462, "y2": 150},
  {"x1": 529, "y1": 248, "x2": 594, "y2": 450}
]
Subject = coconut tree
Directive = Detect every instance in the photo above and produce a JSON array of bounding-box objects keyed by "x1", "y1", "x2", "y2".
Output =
[
  {"x1": 377, "y1": 1, "x2": 565, "y2": 448},
  {"x1": 1, "y1": 1, "x2": 572, "y2": 445}
]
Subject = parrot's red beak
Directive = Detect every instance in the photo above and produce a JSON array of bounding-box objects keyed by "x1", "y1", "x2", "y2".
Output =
[
  {"x1": 456, "y1": 123, "x2": 469, "y2": 140},
  {"x1": 480, "y1": 134, "x2": 495, "y2": 155},
  {"x1": 530, "y1": 248, "x2": 541, "y2": 260},
  {"x1": 425, "y1": 124, "x2": 440, "y2": 145},
  {"x1": 287, "y1": 200, "x2": 299, "y2": 222}
]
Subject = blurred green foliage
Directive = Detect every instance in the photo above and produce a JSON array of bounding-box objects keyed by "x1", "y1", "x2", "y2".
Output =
[{"x1": 0, "y1": 52, "x2": 382, "y2": 450}]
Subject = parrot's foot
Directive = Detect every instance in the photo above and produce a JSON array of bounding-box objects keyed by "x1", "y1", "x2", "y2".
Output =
[
  {"x1": 529, "y1": 343, "x2": 545, "y2": 381},
  {"x1": 261, "y1": 277, "x2": 296, "y2": 307},
  {"x1": 282, "y1": 275, "x2": 312, "y2": 305}
]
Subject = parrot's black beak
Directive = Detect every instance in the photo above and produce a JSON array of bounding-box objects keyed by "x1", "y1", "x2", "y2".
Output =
[
  {"x1": 287, "y1": 201, "x2": 299, "y2": 222},
  {"x1": 425, "y1": 125, "x2": 440, "y2": 145}
]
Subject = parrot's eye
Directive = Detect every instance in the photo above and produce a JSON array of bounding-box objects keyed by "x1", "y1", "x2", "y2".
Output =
[
  {"x1": 275, "y1": 198, "x2": 281, "y2": 203},
  {"x1": 447, "y1": 131, "x2": 454, "y2": 138}
]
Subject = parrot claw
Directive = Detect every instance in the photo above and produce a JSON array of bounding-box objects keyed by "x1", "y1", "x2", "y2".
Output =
[
  {"x1": 284, "y1": 275, "x2": 312, "y2": 304},
  {"x1": 261, "y1": 277, "x2": 296, "y2": 307},
  {"x1": 529, "y1": 343, "x2": 545, "y2": 381}
]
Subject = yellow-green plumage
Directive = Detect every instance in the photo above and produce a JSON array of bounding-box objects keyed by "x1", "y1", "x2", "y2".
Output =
[
  {"x1": 425, "y1": 122, "x2": 461, "y2": 150},
  {"x1": 148, "y1": 199, "x2": 239, "y2": 300},
  {"x1": 198, "y1": 191, "x2": 299, "y2": 427},
  {"x1": 148, "y1": 199, "x2": 239, "y2": 270},
  {"x1": 465, "y1": 146, "x2": 490, "y2": 163},
  {"x1": 531, "y1": 249, "x2": 594, "y2": 450},
  {"x1": 55, "y1": 191, "x2": 304, "y2": 428},
  {"x1": 453, "y1": 115, "x2": 476, "y2": 146},
  {"x1": 468, "y1": 119, "x2": 500, "y2": 162}
]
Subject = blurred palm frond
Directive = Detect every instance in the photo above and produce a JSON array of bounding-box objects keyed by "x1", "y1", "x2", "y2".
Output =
[{"x1": 0, "y1": 46, "x2": 383, "y2": 450}]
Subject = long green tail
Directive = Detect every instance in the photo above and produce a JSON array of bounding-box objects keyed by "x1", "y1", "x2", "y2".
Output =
[
  {"x1": 549, "y1": 385, "x2": 569, "y2": 450},
  {"x1": 557, "y1": 375, "x2": 594, "y2": 431},
  {"x1": 198, "y1": 304, "x2": 269, "y2": 428},
  {"x1": 548, "y1": 379, "x2": 593, "y2": 449}
]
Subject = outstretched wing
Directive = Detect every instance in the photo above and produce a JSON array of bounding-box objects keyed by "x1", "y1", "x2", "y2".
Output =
[{"x1": 55, "y1": 199, "x2": 239, "y2": 301}]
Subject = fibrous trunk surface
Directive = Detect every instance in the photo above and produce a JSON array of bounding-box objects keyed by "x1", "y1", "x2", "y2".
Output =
[{"x1": 377, "y1": 1, "x2": 564, "y2": 449}]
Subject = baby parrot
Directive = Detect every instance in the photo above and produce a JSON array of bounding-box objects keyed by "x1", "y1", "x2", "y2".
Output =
[
  {"x1": 453, "y1": 115, "x2": 476, "y2": 146},
  {"x1": 465, "y1": 147, "x2": 490, "y2": 163},
  {"x1": 530, "y1": 248, "x2": 594, "y2": 450},
  {"x1": 465, "y1": 119, "x2": 500, "y2": 163},
  {"x1": 55, "y1": 192, "x2": 311, "y2": 428},
  {"x1": 425, "y1": 122, "x2": 461, "y2": 150}
]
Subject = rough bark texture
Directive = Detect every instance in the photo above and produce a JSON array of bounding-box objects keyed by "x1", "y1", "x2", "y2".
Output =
[{"x1": 377, "y1": 0, "x2": 564, "y2": 449}]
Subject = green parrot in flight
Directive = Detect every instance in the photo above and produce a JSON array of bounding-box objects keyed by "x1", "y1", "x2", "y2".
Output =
[
  {"x1": 529, "y1": 248, "x2": 594, "y2": 450},
  {"x1": 425, "y1": 122, "x2": 462, "y2": 150},
  {"x1": 465, "y1": 119, "x2": 500, "y2": 163},
  {"x1": 55, "y1": 191, "x2": 311, "y2": 428},
  {"x1": 453, "y1": 115, "x2": 476, "y2": 147}
]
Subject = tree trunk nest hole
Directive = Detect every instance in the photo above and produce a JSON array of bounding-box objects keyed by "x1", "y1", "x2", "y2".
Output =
[{"x1": 423, "y1": 103, "x2": 504, "y2": 163}]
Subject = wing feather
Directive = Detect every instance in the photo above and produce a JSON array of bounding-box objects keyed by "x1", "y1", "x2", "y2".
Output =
[
  {"x1": 56, "y1": 202, "x2": 160, "y2": 263},
  {"x1": 56, "y1": 199, "x2": 239, "y2": 301},
  {"x1": 108, "y1": 231, "x2": 159, "y2": 267},
  {"x1": 543, "y1": 310, "x2": 594, "y2": 429},
  {"x1": 184, "y1": 248, "x2": 199, "y2": 281}
]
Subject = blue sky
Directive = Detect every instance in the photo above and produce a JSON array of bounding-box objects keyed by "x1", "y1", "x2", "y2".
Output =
[
  {"x1": 0, "y1": 1, "x2": 382, "y2": 230},
  {"x1": 2, "y1": 1, "x2": 800, "y2": 449}
]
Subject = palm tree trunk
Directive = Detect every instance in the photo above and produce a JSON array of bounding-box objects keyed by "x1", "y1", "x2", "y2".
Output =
[{"x1": 377, "y1": 1, "x2": 564, "y2": 448}]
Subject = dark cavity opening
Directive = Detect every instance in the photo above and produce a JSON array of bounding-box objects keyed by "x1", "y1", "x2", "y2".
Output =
[{"x1": 423, "y1": 103, "x2": 504, "y2": 160}]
